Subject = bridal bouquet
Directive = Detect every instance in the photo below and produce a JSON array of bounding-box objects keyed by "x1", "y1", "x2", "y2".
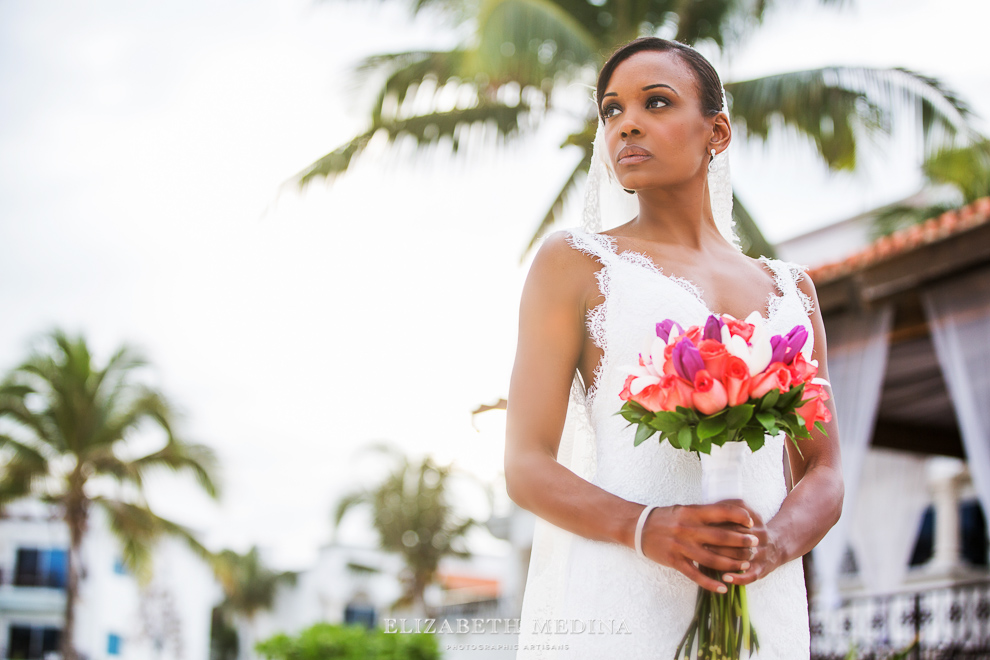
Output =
[{"x1": 617, "y1": 312, "x2": 831, "y2": 660}]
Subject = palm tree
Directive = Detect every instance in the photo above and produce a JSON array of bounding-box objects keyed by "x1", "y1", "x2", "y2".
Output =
[
  {"x1": 211, "y1": 546, "x2": 297, "y2": 660},
  {"x1": 870, "y1": 138, "x2": 990, "y2": 237},
  {"x1": 0, "y1": 329, "x2": 221, "y2": 660},
  {"x1": 333, "y1": 444, "x2": 477, "y2": 615},
  {"x1": 293, "y1": 0, "x2": 978, "y2": 257}
]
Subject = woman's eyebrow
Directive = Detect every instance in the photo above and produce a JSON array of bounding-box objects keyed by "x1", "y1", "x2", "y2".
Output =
[{"x1": 601, "y1": 83, "x2": 679, "y2": 99}]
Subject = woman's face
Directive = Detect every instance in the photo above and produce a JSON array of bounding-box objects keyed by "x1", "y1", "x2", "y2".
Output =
[{"x1": 599, "y1": 50, "x2": 717, "y2": 192}]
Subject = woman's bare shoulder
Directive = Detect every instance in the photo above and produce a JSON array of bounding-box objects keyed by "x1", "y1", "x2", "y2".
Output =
[{"x1": 518, "y1": 230, "x2": 604, "y2": 315}]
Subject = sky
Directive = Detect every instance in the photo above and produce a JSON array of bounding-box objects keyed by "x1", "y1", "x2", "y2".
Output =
[{"x1": 1, "y1": 0, "x2": 988, "y2": 570}]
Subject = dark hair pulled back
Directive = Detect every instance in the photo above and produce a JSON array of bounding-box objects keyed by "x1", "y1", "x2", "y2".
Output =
[{"x1": 596, "y1": 37, "x2": 724, "y2": 122}]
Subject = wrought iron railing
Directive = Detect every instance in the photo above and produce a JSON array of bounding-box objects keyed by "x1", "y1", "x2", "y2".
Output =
[{"x1": 811, "y1": 578, "x2": 990, "y2": 659}]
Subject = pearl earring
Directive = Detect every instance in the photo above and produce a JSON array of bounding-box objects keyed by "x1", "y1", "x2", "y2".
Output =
[{"x1": 708, "y1": 148, "x2": 718, "y2": 173}]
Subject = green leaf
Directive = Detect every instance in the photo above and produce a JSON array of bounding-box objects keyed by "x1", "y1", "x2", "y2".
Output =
[
  {"x1": 678, "y1": 427, "x2": 693, "y2": 452},
  {"x1": 649, "y1": 411, "x2": 686, "y2": 433},
  {"x1": 697, "y1": 416, "x2": 727, "y2": 440},
  {"x1": 814, "y1": 421, "x2": 828, "y2": 436},
  {"x1": 759, "y1": 390, "x2": 780, "y2": 411},
  {"x1": 698, "y1": 437, "x2": 713, "y2": 455},
  {"x1": 742, "y1": 426, "x2": 766, "y2": 453},
  {"x1": 777, "y1": 386, "x2": 803, "y2": 411},
  {"x1": 755, "y1": 412, "x2": 777, "y2": 431},
  {"x1": 726, "y1": 404, "x2": 755, "y2": 428},
  {"x1": 634, "y1": 423, "x2": 656, "y2": 447}
]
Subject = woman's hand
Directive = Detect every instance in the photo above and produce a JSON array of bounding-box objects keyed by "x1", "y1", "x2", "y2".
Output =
[
  {"x1": 703, "y1": 502, "x2": 783, "y2": 587},
  {"x1": 640, "y1": 502, "x2": 760, "y2": 593}
]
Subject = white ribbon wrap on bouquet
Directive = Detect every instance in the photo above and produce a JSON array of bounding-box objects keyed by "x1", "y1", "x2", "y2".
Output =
[{"x1": 700, "y1": 441, "x2": 748, "y2": 504}]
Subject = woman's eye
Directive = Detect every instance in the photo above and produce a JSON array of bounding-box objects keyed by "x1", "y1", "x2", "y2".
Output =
[
  {"x1": 602, "y1": 103, "x2": 621, "y2": 119},
  {"x1": 647, "y1": 96, "x2": 669, "y2": 109}
]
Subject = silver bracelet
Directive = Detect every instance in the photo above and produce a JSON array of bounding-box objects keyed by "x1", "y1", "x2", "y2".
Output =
[{"x1": 634, "y1": 505, "x2": 659, "y2": 560}]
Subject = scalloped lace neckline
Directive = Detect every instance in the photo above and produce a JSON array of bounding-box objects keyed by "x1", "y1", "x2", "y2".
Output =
[{"x1": 593, "y1": 231, "x2": 787, "y2": 324}]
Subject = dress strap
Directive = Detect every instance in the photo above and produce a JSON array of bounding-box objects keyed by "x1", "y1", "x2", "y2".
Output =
[
  {"x1": 564, "y1": 228, "x2": 619, "y2": 266},
  {"x1": 759, "y1": 256, "x2": 816, "y2": 316}
]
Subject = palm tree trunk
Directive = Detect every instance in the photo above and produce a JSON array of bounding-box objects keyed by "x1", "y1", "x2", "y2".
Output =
[
  {"x1": 61, "y1": 482, "x2": 87, "y2": 660},
  {"x1": 62, "y1": 524, "x2": 82, "y2": 660}
]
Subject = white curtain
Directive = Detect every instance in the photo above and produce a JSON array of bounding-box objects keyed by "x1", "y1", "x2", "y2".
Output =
[
  {"x1": 848, "y1": 447, "x2": 930, "y2": 594},
  {"x1": 921, "y1": 266, "x2": 990, "y2": 526},
  {"x1": 813, "y1": 303, "x2": 894, "y2": 608}
]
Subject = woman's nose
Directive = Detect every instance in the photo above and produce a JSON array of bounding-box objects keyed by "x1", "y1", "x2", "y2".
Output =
[{"x1": 619, "y1": 121, "x2": 642, "y2": 139}]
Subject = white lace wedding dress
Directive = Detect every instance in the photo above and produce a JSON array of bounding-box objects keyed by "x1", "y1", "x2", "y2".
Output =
[{"x1": 516, "y1": 229, "x2": 816, "y2": 659}]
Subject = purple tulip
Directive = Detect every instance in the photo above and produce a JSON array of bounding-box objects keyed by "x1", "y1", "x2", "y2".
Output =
[
  {"x1": 656, "y1": 319, "x2": 684, "y2": 344},
  {"x1": 672, "y1": 337, "x2": 705, "y2": 382},
  {"x1": 769, "y1": 335, "x2": 787, "y2": 364},
  {"x1": 782, "y1": 326, "x2": 808, "y2": 364},
  {"x1": 703, "y1": 314, "x2": 724, "y2": 341}
]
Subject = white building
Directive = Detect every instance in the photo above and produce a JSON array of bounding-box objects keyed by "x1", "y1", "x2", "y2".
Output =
[
  {"x1": 0, "y1": 498, "x2": 221, "y2": 660},
  {"x1": 235, "y1": 539, "x2": 516, "y2": 660}
]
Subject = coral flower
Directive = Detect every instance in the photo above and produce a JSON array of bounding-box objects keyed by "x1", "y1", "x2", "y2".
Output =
[
  {"x1": 692, "y1": 369, "x2": 728, "y2": 415},
  {"x1": 749, "y1": 362, "x2": 793, "y2": 398}
]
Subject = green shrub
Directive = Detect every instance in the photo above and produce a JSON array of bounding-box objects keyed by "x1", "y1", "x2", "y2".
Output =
[{"x1": 255, "y1": 623, "x2": 441, "y2": 660}]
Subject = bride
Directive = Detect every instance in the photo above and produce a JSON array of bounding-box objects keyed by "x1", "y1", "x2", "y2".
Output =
[{"x1": 504, "y1": 37, "x2": 843, "y2": 659}]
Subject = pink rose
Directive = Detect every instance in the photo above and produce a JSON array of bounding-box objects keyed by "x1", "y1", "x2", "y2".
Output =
[
  {"x1": 630, "y1": 381, "x2": 666, "y2": 413},
  {"x1": 788, "y1": 352, "x2": 818, "y2": 385},
  {"x1": 697, "y1": 339, "x2": 729, "y2": 381},
  {"x1": 619, "y1": 374, "x2": 636, "y2": 402},
  {"x1": 691, "y1": 369, "x2": 728, "y2": 415},
  {"x1": 795, "y1": 383, "x2": 832, "y2": 432},
  {"x1": 722, "y1": 355, "x2": 751, "y2": 406},
  {"x1": 723, "y1": 317, "x2": 755, "y2": 342},
  {"x1": 748, "y1": 362, "x2": 792, "y2": 399},
  {"x1": 659, "y1": 374, "x2": 695, "y2": 412}
]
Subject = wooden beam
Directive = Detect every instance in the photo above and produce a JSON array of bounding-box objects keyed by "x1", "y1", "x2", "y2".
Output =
[{"x1": 872, "y1": 420, "x2": 965, "y2": 459}]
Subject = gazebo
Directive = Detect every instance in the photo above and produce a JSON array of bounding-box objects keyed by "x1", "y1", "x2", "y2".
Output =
[{"x1": 804, "y1": 196, "x2": 990, "y2": 657}]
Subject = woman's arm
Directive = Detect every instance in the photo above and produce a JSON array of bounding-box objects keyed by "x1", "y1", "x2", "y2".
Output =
[
  {"x1": 721, "y1": 271, "x2": 844, "y2": 587},
  {"x1": 504, "y1": 231, "x2": 757, "y2": 593}
]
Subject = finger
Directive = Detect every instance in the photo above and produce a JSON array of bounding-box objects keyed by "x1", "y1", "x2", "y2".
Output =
[
  {"x1": 723, "y1": 560, "x2": 769, "y2": 586},
  {"x1": 704, "y1": 545, "x2": 753, "y2": 561},
  {"x1": 679, "y1": 561, "x2": 729, "y2": 594},
  {"x1": 685, "y1": 545, "x2": 750, "y2": 573},
  {"x1": 696, "y1": 503, "x2": 754, "y2": 528},
  {"x1": 697, "y1": 526, "x2": 760, "y2": 549}
]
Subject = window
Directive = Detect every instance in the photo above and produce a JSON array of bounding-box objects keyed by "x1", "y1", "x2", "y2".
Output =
[
  {"x1": 13, "y1": 548, "x2": 68, "y2": 589},
  {"x1": 961, "y1": 499, "x2": 988, "y2": 566},
  {"x1": 107, "y1": 633, "x2": 122, "y2": 656},
  {"x1": 7, "y1": 625, "x2": 61, "y2": 660}
]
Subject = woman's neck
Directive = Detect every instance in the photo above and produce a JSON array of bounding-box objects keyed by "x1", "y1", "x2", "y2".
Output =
[{"x1": 626, "y1": 180, "x2": 723, "y2": 252}]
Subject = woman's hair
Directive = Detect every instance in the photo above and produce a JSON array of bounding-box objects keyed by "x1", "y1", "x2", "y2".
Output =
[{"x1": 596, "y1": 37, "x2": 724, "y2": 121}]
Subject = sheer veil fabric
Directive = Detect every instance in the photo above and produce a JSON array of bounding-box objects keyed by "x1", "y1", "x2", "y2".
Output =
[{"x1": 516, "y1": 91, "x2": 749, "y2": 657}]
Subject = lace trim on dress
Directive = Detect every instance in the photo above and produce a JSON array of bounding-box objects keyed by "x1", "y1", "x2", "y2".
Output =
[
  {"x1": 761, "y1": 257, "x2": 816, "y2": 318},
  {"x1": 564, "y1": 231, "x2": 613, "y2": 409},
  {"x1": 593, "y1": 232, "x2": 710, "y2": 309}
]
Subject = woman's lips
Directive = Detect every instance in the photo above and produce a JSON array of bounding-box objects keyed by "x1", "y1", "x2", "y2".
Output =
[{"x1": 617, "y1": 145, "x2": 653, "y2": 165}]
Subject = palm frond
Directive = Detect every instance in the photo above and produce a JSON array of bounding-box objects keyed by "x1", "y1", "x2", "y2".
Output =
[
  {"x1": 0, "y1": 445, "x2": 50, "y2": 507},
  {"x1": 524, "y1": 151, "x2": 591, "y2": 259},
  {"x1": 869, "y1": 202, "x2": 959, "y2": 240},
  {"x1": 731, "y1": 191, "x2": 775, "y2": 258},
  {"x1": 131, "y1": 439, "x2": 221, "y2": 499},
  {"x1": 293, "y1": 128, "x2": 378, "y2": 187},
  {"x1": 922, "y1": 138, "x2": 990, "y2": 201},
  {"x1": 294, "y1": 101, "x2": 529, "y2": 186},
  {"x1": 333, "y1": 490, "x2": 371, "y2": 530},
  {"x1": 726, "y1": 66, "x2": 976, "y2": 171},
  {"x1": 473, "y1": 0, "x2": 600, "y2": 85},
  {"x1": 93, "y1": 496, "x2": 212, "y2": 582},
  {"x1": 355, "y1": 49, "x2": 469, "y2": 123}
]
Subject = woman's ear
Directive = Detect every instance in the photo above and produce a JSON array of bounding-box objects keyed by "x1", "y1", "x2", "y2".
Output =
[{"x1": 709, "y1": 111, "x2": 731, "y2": 156}]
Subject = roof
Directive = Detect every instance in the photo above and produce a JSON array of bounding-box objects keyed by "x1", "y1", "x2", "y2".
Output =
[
  {"x1": 806, "y1": 196, "x2": 990, "y2": 284},
  {"x1": 436, "y1": 571, "x2": 501, "y2": 600}
]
